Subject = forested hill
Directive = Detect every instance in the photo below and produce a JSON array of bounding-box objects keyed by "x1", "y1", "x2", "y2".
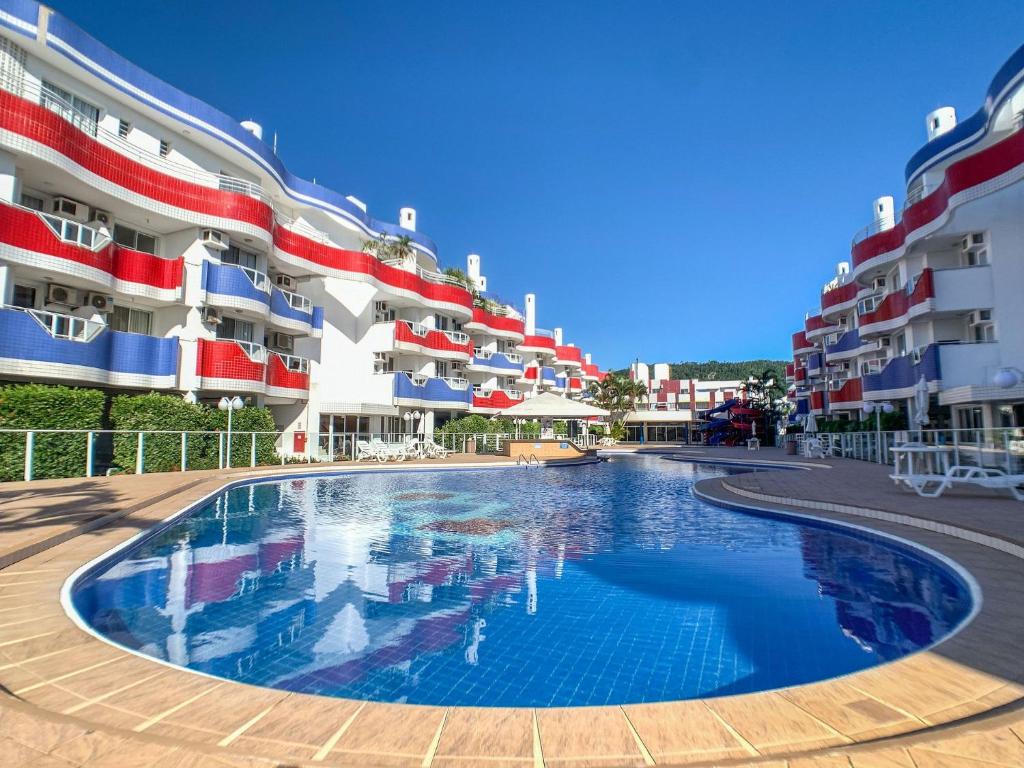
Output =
[{"x1": 612, "y1": 360, "x2": 789, "y2": 381}]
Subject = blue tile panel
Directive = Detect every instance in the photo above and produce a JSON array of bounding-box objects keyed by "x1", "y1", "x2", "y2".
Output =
[
  {"x1": 541, "y1": 366, "x2": 556, "y2": 384},
  {"x1": 795, "y1": 398, "x2": 810, "y2": 415},
  {"x1": 0, "y1": 307, "x2": 179, "y2": 377},
  {"x1": 203, "y1": 262, "x2": 270, "y2": 306},
  {"x1": 269, "y1": 286, "x2": 313, "y2": 326},
  {"x1": 471, "y1": 352, "x2": 524, "y2": 374},
  {"x1": 806, "y1": 352, "x2": 823, "y2": 373},
  {"x1": 826, "y1": 329, "x2": 861, "y2": 356},
  {"x1": 393, "y1": 374, "x2": 473, "y2": 405},
  {"x1": 311, "y1": 306, "x2": 324, "y2": 332},
  {"x1": 862, "y1": 344, "x2": 941, "y2": 394}
]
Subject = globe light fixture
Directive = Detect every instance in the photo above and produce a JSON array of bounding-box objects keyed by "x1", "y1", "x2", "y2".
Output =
[
  {"x1": 993, "y1": 367, "x2": 1022, "y2": 389},
  {"x1": 218, "y1": 396, "x2": 245, "y2": 468}
]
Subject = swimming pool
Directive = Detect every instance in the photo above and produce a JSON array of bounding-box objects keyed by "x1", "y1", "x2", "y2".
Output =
[{"x1": 68, "y1": 456, "x2": 975, "y2": 707}]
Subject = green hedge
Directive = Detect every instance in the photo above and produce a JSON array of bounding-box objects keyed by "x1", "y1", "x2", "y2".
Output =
[
  {"x1": 110, "y1": 393, "x2": 280, "y2": 473},
  {"x1": 110, "y1": 393, "x2": 210, "y2": 472},
  {"x1": 435, "y1": 414, "x2": 540, "y2": 437},
  {"x1": 0, "y1": 384, "x2": 105, "y2": 481}
]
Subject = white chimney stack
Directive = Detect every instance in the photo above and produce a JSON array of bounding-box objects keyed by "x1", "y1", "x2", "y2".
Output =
[
  {"x1": 240, "y1": 120, "x2": 263, "y2": 140},
  {"x1": 467, "y1": 254, "x2": 486, "y2": 292},
  {"x1": 554, "y1": 327, "x2": 563, "y2": 345},
  {"x1": 926, "y1": 107, "x2": 957, "y2": 141},
  {"x1": 524, "y1": 293, "x2": 536, "y2": 335},
  {"x1": 399, "y1": 207, "x2": 416, "y2": 231},
  {"x1": 872, "y1": 196, "x2": 895, "y2": 231},
  {"x1": 585, "y1": 353, "x2": 592, "y2": 365}
]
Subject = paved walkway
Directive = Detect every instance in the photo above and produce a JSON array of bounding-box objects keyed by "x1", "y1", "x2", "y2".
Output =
[{"x1": 0, "y1": 450, "x2": 1022, "y2": 767}]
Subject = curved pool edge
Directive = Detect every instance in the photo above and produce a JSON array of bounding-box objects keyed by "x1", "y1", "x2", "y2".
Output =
[
  {"x1": 0, "y1": 451, "x2": 1016, "y2": 767},
  {"x1": 64, "y1": 457, "x2": 980, "y2": 706}
]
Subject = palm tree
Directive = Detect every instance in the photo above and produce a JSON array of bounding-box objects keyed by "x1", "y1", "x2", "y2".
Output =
[
  {"x1": 587, "y1": 373, "x2": 647, "y2": 440},
  {"x1": 362, "y1": 234, "x2": 414, "y2": 264}
]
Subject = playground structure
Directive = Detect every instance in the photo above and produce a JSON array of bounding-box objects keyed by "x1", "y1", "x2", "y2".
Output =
[{"x1": 698, "y1": 398, "x2": 767, "y2": 446}]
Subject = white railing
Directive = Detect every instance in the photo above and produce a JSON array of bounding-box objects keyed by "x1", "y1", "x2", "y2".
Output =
[
  {"x1": 473, "y1": 347, "x2": 492, "y2": 359},
  {"x1": 441, "y1": 376, "x2": 470, "y2": 390},
  {"x1": 232, "y1": 339, "x2": 267, "y2": 364},
  {"x1": 235, "y1": 264, "x2": 270, "y2": 293},
  {"x1": 442, "y1": 329, "x2": 469, "y2": 345},
  {"x1": 401, "y1": 320, "x2": 429, "y2": 337},
  {"x1": 272, "y1": 352, "x2": 309, "y2": 373},
  {"x1": 277, "y1": 286, "x2": 312, "y2": 313},
  {"x1": 7, "y1": 77, "x2": 273, "y2": 206},
  {"x1": 533, "y1": 327, "x2": 555, "y2": 338},
  {"x1": 22, "y1": 306, "x2": 105, "y2": 342},
  {"x1": 275, "y1": 214, "x2": 334, "y2": 244},
  {"x1": 38, "y1": 211, "x2": 110, "y2": 251}
]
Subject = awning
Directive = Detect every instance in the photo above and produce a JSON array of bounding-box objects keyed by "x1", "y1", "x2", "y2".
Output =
[{"x1": 497, "y1": 391, "x2": 610, "y2": 418}]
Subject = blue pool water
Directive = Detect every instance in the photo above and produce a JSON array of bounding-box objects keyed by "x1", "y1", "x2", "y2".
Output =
[{"x1": 70, "y1": 456, "x2": 974, "y2": 707}]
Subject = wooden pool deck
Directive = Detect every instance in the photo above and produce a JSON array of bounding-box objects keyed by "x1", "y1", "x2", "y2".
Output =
[{"x1": 0, "y1": 449, "x2": 1021, "y2": 767}]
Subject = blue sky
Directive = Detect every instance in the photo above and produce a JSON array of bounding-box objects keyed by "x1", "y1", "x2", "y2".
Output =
[{"x1": 52, "y1": 0, "x2": 1024, "y2": 368}]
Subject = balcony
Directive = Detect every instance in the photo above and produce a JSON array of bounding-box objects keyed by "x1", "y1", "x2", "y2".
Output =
[
  {"x1": 555, "y1": 345, "x2": 583, "y2": 367},
  {"x1": 829, "y1": 378, "x2": 863, "y2": 408},
  {"x1": 392, "y1": 371, "x2": 472, "y2": 409},
  {"x1": 931, "y1": 265, "x2": 994, "y2": 313},
  {"x1": 0, "y1": 88, "x2": 274, "y2": 241},
  {"x1": 269, "y1": 286, "x2": 321, "y2": 336},
  {"x1": 0, "y1": 306, "x2": 178, "y2": 388},
  {"x1": 518, "y1": 331, "x2": 557, "y2": 356},
  {"x1": 265, "y1": 352, "x2": 310, "y2": 400},
  {"x1": 821, "y1": 281, "x2": 859, "y2": 318},
  {"x1": 468, "y1": 348, "x2": 524, "y2": 375},
  {"x1": 853, "y1": 121, "x2": 1024, "y2": 274},
  {"x1": 567, "y1": 377, "x2": 583, "y2": 392},
  {"x1": 464, "y1": 306, "x2": 525, "y2": 341},
  {"x1": 273, "y1": 224, "x2": 472, "y2": 316},
  {"x1": 862, "y1": 344, "x2": 941, "y2": 399},
  {"x1": 472, "y1": 387, "x2": 525, "y2": 413},
  {"x1": 541, "y1": 366, "x2": 557, "y2": 386},
  {"x1": 582, "y1": 363, "x2": 600, "y2": 381},
  {"x1": 202, "y1": 262, "x2": 271, "y2": 315},
  {"x1": 858, "y1": 270, "x2": 935, "y2": 337},
  {"x1": 393, "y1": 321, "x2": 473, "y2": 361},
  {"x1": 0, "y1": 201, "x2": 183, "y2": 300},
  {"x1": 804, "y1": 315, "x2": 837, "y2": 342},
  {"x1": 195, "y1": 339, "x2": 267, "y2": 394},
  {"x1": 809, "y1": 390, "x2": 826, "y2": 415},
  {"x1": 825, "y1": 329, "x2": 871, "y2": 362},
  {"x1": 792, "y1": 330, "x2": 814, "y2": 356}
]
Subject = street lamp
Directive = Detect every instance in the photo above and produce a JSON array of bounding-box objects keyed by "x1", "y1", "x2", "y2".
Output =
[
  {"x1": 402, "y1": 410, "x2": 422, "y2": 436},
  {"x1": 862, "y1": 400, "x2": 894, "y2": 463},
  {"x1": 218, "y1": 396, "x2": 244, "y2": 468},
  {"x1": 993, "y1": 367, "x2": 1024, "y2": 388}
]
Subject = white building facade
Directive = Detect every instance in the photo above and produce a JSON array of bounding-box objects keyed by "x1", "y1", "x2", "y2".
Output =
[
  {"x1": 789, "y1": 42, "x2": 1024, "y2": 432},
  {"x1": 0, "y1": 2, "x2": 605, "y2": 452}
]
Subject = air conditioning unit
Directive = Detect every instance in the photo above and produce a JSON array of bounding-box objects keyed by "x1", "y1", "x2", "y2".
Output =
[
  {"x1": 85, "y1": 292, "x2": 113, "y2": 312},
  {"x1": 201, "y1": 307, "x2": 222, "y2": 325},
  {"x1": 373, "y1": 301, "x2": 394, "y2": 323},
  {"x1": 877, "y1": 337, "x2": 892, "y2": 349},
  {"x1": 274, "y1": 273, "x2": 296, "y2": 291},
  {"x1": 45, "y1": 284, "x2": 78, "y2": 306},
  {"x1": 51, "y1": 196, "x2": 89, "y2": 223},
  {"x1": 199, "y1": 229, "x2": 229, "y2": 251},
  {"x1": 969, "y1": 309, "x2": 993, "y2": 326},
  {"x1": 871, "y1": 276, "x2": 887, "y2": 292},
  {"x1": 450, "y1": 361, "x2": 464, "y2": 372},
  {"x1": 270, "y1": 332, "x2": 293, "y2": 352},
  {"x1": 88, "y1": 209, "x2": 112, "y2": 228}
]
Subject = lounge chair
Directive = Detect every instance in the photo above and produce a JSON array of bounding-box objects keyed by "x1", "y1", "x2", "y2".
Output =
[
  {"x1": 891, "y1": 464, "x2": 1024, "y2": 501},
  {"x1": 356, "y1": 439, "x2": 386, "y2": 462},
  {"x1": 803, "y1": 437, "x2": 825, "y2": 459}
]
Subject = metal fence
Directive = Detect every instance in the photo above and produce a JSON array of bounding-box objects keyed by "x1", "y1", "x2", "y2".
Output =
[
  {"x1": 0, "y1": 428, "x2": 598, "y2": 482},
  {"x1": 794, "y1": 427, "x2": 1024, "y2": 473}
]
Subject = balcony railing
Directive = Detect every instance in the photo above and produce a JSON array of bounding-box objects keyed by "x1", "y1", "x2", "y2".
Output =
[
  {"x1": 277, "y1": 286, "x2": 312, "y2": 313},
  {"x1": 38, "y1": 211, "x2": 111, "y2": 251},
  {"x1": 533, "y1": 327, "x2": 555, "y2": 338},
  {"x1": 472, "y1": 348, "x2": 523, "y2": 363},
  {"x1": 274, "y1": 352, "x2": 309, "y2": 373},
  {"x1": 21, "y1": 306, "x2": 105, "y2": 342},
  {"x1": 440, "y1": 376, "x2": 470, "y2": 390},
  {"x1": 8, "y1": 77, "x2": 273, "y2": 205},
  {"x1": 231, "y1": 339, "x2": 267, "y2": 364},
  {"x1": 236, "y1": 264, "x2": 270, "y2": 293}
]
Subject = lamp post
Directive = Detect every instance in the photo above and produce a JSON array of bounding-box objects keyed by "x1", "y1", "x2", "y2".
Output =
[
  {"x1": 862, "y1": 400, "x2": 893, "y2": 463},
  {"x1": 218, "y1": 396, "x2": 244, "y2": 468}
]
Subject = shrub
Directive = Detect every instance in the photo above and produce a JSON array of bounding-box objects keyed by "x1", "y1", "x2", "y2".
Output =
[
  {"x1": 206, "y1": 406, "x2": 279, "y2": 467},
  {"x1": 0, "y1": 383, "x2": 105, "y2": 481},
  {"x1": 110, "y1": 393, "x2": 210, "y2": 473}
]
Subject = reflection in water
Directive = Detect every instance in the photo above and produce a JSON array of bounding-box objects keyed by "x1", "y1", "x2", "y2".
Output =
[{"x1": 72, "y1": 457, "x2": 973, "y2": 706}]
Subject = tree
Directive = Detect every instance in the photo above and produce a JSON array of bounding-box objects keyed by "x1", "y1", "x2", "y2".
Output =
[
  {"x1": 362, "y1": 234, "x2": 415, "y2": 264},
  {"x1": 741, "y1": 368, "x2": 788, "y2": 444},
  {"x1": 587, "y1": 373, "x2": 647, "y2": 440}
]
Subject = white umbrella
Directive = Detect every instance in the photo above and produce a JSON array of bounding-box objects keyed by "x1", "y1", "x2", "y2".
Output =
[
  {"x1": 805, "y1": 413, "x2": 818, "y2": 434},
  {"x1": 912, "y1": 375, "x2": 930, "y2": 439},
  {"x1": 496, "y1": 391, "x2": 609, "y2": 419}
]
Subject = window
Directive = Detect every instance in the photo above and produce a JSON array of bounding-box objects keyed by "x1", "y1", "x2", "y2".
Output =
[
  {"x1": 118, "y1": 119, "x2": 131, "y2": 139},
  {"x1": 973, "y1": 322, "x2": 995, "y2": 342},
  {"x1": 159, "y1": 139, "x2": 171, "y2": 158},
  {"x1": 384, "y1": 416, "x2": 402, "y2": 435},
  {"x1": 217, "y1": 316, "x2": 254, "y2": 343},
  {"x1": 435, "y1": 361, "x2": 449, "y2": 378},
  {"x1": 373, "y1": 353, "x2": 394, "y2": 373},
  {"x1": 221, "y1": 245, "x2": 258, "y2": 270},
  {"x1": 896, "y1": 333, "x2": 907, "y2": 356},
  {"x1": 434, "y1": 314, "x2": 449, "y2": 331},
  {"x1": 19, "y1": 193, "x2": 43, "y2": 211},
  {"x1": 113, "y1": 224, "x2": 158, "y2": 255},
  {"x1": 11, "y1": 284, "x2": 36, "y2": 309},
  {"x1": 502, "y1": 377, "x2": 516, "y2": 389},
  {"x1": 956, "y1": 406, "x2": 984, "y2": 432},
  {"x1": 40, "y1": 80, "x2": 99, "y2": 135},
  {"x1": 109, "y1": 305, "x2": 153, "y2": 335}
]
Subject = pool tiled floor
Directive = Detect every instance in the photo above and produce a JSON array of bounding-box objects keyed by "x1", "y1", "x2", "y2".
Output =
[{"x1": 0, "y1": 449, "x2": 1022, "y2": 766}]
